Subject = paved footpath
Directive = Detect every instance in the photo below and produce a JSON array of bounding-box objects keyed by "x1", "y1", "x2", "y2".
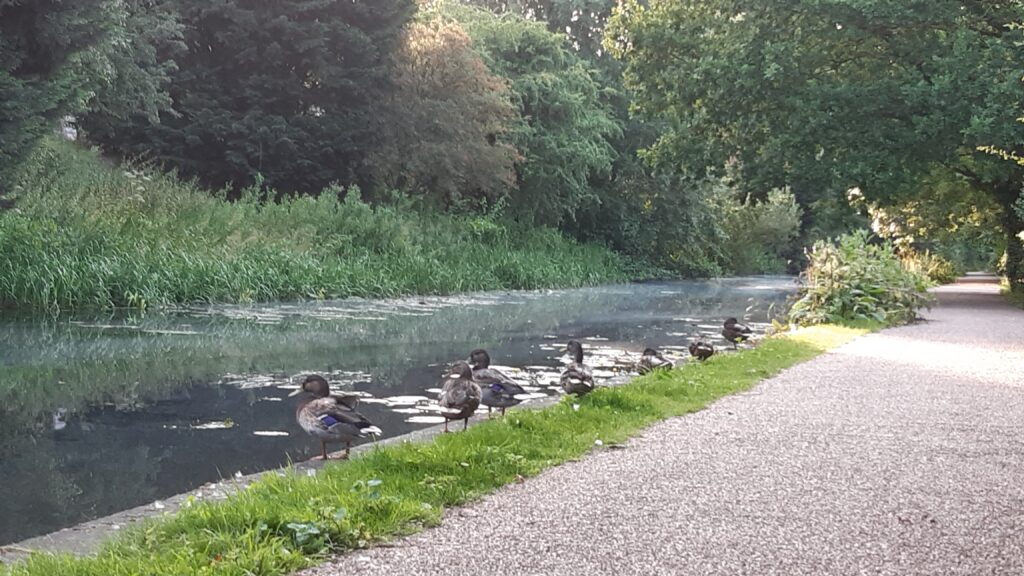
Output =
[{"x1": 301, "y1": 280, "x2": 1024, "y2": 576}]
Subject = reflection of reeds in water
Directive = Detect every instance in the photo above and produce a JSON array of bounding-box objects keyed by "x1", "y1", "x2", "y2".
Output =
[{"x1": 0, "y1": 278, "x2": 793, "y2": 444}]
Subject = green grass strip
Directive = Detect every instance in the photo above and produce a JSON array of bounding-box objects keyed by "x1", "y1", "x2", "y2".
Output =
[{"x1": 2, "y1": 325, "x2": 869, "y2": 576}]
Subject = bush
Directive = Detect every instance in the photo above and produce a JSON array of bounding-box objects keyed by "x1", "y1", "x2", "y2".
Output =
[
  {"x1": 722, "y1": 187, "x2": 803, "y2": 275},
  {"x1": 788, "y1": 231, "x2": 934, "y2": 326},
  {"x1": 901, "y1": 250, "x2": 961, "y2": 285}
]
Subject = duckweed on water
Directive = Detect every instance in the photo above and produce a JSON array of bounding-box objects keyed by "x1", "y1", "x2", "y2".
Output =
[{"x1": 1, "y1": 325, "x2": 871, "y2": 576}]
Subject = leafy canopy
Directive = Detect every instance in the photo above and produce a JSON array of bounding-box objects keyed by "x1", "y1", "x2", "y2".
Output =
[
  {"x1": 608, "y1": 1, "x2": 1024, "y2": 205},
  {"x1": 368, "y1": 17, "x2": 519, "y2": 206},
  {"x1": 0, "y1": 0, "x2": 177, "y2": 196},
  {"x1": 451, "y1": 4, "x2": 620, "y2": 225},
  {"x1": 87, "y1": 0, "x2": 415, "y2": 194}
]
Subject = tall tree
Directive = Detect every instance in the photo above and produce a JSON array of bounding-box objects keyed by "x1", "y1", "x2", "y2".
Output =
[
  {"x1": 80, "y1": 0, "x2": 184, "y2": 132},
  {"x1": 608, "y1": 0, "x2": 1024, "y2": 288},
  {"x1": 466, "y1": 0, "x2": 616, "y2": 60},
  {"x1": 89, "y1": 0, "x2": 415, "y2": 194},
  {"x1": 368, "y1": 18, "x2": 519, "y2": 206},
  {"x1": 449, "y1": 4, "x2": 619, "y2": 225},
  {"x1": 0, "y1": 0, "x2": 119, "y2": 197}
]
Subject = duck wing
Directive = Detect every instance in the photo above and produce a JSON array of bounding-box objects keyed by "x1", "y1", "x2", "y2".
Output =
[
  {"x1": 639, "y1": 354, "x2": 673, "y2": 373},
  {"x1": 328, "y1": 393, "x2": 361, "y2": 411},
  {"x1": 439, "y1": 378, "x2": 482, "y2": 412},
  {"x1": 561, "y1": 362, "x2": 594, "y2": 394},
  {"x1": 303, "y1": 398, "x2": 381, "y2": 436},
  {"x1": 722, "y1": 327, "x2": 750, "y2": 342},
  {"x1": 473, "y1": 368, "x2": 526, "y2": 396},
  {"x1": 690, "y1": 342, "x2": 715, "y2": 360}
]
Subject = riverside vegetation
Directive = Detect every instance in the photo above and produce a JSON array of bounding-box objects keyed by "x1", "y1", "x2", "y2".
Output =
[
  {"x1": 0, "y1": 139, "x2": 645, "y2": 314},
  {"x1": 789, "y1": 231, "x2": 936, "y2": 326}
]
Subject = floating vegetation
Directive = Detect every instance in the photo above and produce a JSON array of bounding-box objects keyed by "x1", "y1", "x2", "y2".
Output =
[
  {"x1": 404, "y1": 415, "x2": 447, "y2": 424},
  {"x1": 191, "y1": 420, "x2": 234, "y2": 430}
]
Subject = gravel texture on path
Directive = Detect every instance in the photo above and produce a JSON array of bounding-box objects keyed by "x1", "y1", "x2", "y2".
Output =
[{"x1": 300, "y1": 281, "x2": 1024, "y2": 576}]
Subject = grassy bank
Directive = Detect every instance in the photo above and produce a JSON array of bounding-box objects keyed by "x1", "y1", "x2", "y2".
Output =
[
  {"x1": 0, "y1": 139, "x2": 647, "y2": 315},
  {"x1": 2, "y1": 324, "x2": 870, "y2": 576}
]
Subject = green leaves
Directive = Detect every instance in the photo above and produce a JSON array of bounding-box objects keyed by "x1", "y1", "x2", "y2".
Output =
[
  {"x1": 789, "y1": 230, "x2": 935, "y2": 326},
  {"x1": 608, "y1": 0, "x2": 1024, "y2": 269},
  {"x1": 85, "y1": 0, "x2": 416, "y2": 195},
  {"x1": 449, "y1": 4, "x2": 620, "y2": 225}
]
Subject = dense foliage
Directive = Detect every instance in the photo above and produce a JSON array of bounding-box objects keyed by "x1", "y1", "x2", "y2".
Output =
[
  {"x1": 789, "y1": 231, "x2": 934, "y2": 326},
  {"x1": 367, "y1": 18, "x2": 518, "y2": 206},
  {"x1": 0, "y1": 139, "x2": 638, "y2": 314},
  {"x1": 0, "y1": 0, "x2": 177, "y2": 198},
  {"x1": 901, "y1": 251, "x2": 960, "y2": 285},
  {"x1": 451, "y1": 5, "x2": 620, "y2": 225},
  {"x1": 84, "y1": 0, "x2": 415, "y2": 194},
  {"x1": 608, "y1": 0, "x2": 1024, "y2": 287},
  {"x1": 722, "y1": 187, "x2": 803, "y2": 275}
]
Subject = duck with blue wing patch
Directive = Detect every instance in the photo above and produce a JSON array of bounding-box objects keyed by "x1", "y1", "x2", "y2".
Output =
[
  {"x1": 468, "y1": 348, "x2": 526, "y2": 416},
  {"x1": 289, "y1": 374, "x2": 381, "y2": 460}
]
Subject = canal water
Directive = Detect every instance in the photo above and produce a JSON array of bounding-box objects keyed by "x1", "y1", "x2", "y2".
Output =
[{"x1": 0, "y1": 277, "x2": 795, "y2": 544}]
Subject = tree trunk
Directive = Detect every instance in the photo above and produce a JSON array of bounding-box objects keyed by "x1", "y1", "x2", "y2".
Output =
[{"x1": 996, "y1": 183, "x2": 1024, "y2": 293}]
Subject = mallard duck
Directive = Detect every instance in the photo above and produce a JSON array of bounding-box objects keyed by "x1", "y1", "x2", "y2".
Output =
[
  {"x1": 637, "y1": 347, "x2": 673, "y2": 374},
  {"x1": 469, "y1": 349, "x2": 526, "y2": 416},
  {"x1": 289, "y1": 374, "x2": 381, "y2": 460},
  {"x1": 689, "y1": 340, "x2": 715, "y2": 361},
  {"x1": 561, "y1": 340, "x2": 595, "y2": 395},
  {"x1": 438, "y1": 361, "x2": 482, "y2": 432},
  {"x1": 722, "y1": 317, "x2": 753, "y2": 349}
]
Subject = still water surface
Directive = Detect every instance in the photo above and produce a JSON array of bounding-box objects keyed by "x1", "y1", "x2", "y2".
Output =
[{"x1": 0, "y1": 277, "x2": 795, "y2": 544}]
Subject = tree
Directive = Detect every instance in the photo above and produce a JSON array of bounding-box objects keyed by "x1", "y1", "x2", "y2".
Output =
[
  {"x1": 465, "y1": 0, "x2": 617, "y2": 60},
  {"x1": 88, "y1": 0, "x2": 415, "y2": 195},
  {"x1": 0, "y1": 0, "x2": 119, "y2": 197},
  {"x1": 608, "y1": 0, "x2": 1024, "y2": 288},
  {"x1": 367, "y1": 18, "x2": 519, "y2": 206},
  {"x1": 449, "y1": 4, "x2": 619, "y2": 225},
  {"x1": 80, "y1": 0, "x2": 184, "y2": 131}
]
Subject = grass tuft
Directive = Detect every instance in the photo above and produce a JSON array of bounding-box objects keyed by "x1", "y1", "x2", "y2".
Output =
[{"x1": 1, "y1": 324, "x2": 871, "y2": 576}]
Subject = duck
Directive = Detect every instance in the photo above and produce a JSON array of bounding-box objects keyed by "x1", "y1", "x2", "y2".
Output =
[
  {"x1": 438, "y1": 361, "x2": 482, "y2": 432},
  {"x1": 469, "y1": 348, "x2": 526, "y2": 416},
  {"x1": 289, "y1": 374, "x2": 381, "y2": 460},
  {"x1": 688, "y1": 340, "x2": 715, "y2": 361},
  {"x1": 637, "y1": 347, "x2": 673, "y2": 374},
  {"x1": 722, "y1": 317, "x2": 753, "y2": 349},
  {"x1": 560, "y1": 340, "x2": 595, "y2": 395}
]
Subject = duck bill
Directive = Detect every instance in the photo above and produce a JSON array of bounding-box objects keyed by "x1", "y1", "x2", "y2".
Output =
[{"x1": 287, "y1": 388, "x2": 303, "y2": 397}]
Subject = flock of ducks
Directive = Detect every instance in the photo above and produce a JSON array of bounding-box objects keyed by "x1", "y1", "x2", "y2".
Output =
[{"x1": 289, "y1": 317, "x2": 754, "y2": 459}]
